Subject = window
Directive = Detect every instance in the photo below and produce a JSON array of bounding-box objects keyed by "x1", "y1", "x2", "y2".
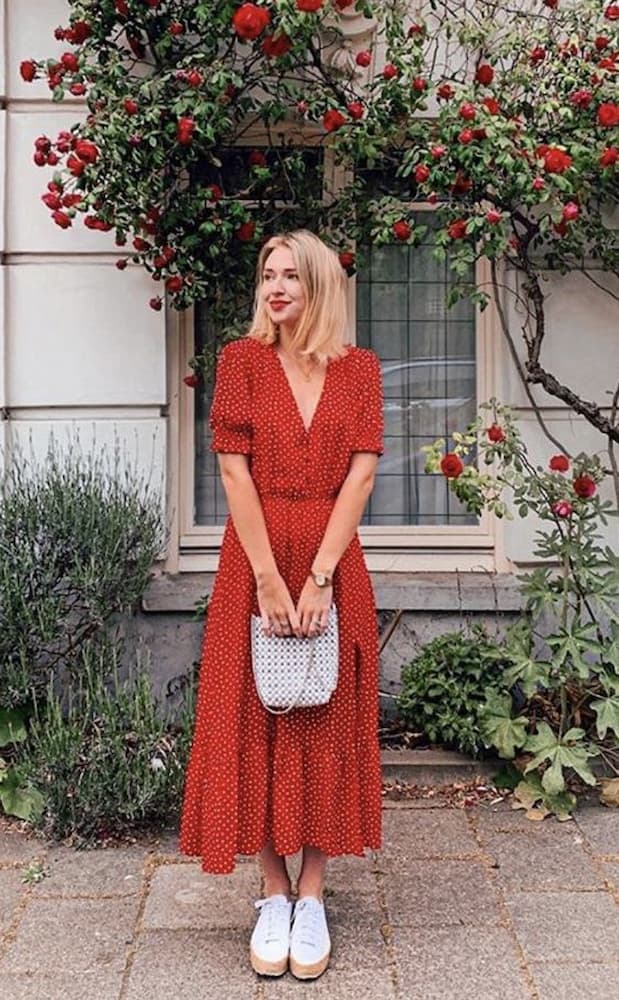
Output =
[{"x1": 356, "y1": 211, "x2": 478, "y2": 526}]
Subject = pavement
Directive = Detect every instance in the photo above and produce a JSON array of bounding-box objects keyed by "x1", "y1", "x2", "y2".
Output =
[{"x1": 0, "y1": 795, "x2": 618, "y2": 1000}]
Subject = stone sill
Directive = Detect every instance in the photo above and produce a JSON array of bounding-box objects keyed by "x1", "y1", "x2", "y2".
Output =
[{"x1": 142, "y1": 571, "x2": 524, "y2": 614}]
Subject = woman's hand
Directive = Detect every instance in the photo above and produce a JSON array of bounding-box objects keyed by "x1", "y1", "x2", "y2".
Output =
[
  {"x1": 256, "y1": 571, "x2": 302, "y2": 638},
  {"x1": 296, "y1": 578, "x2": 334, "y2": 637}
]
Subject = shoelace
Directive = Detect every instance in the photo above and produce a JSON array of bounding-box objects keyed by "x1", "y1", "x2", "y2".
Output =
[
  {"x1": 292, "y1": 898, "x2": 325, "y2": 949},
  {"x1": 254, "y1": 896, "x2": 290, "y2": 944}
]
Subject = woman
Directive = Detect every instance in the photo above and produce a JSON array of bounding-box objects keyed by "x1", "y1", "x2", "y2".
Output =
[{"x1": 179, "y1": 229, "x2": 384, "y2": 981}]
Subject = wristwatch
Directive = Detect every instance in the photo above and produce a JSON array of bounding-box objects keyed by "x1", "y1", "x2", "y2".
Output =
[{"x1": 310, "y1": 569, "x2": 333, "y2": 588}]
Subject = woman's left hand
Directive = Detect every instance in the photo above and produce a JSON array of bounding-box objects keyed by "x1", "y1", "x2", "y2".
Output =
[{"x1": 296, "y1": 578, "x2": 333, "y2": 637}]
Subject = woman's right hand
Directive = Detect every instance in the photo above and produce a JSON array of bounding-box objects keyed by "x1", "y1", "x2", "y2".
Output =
[{"x1": 256, "y1": 571, "x2": 302, "y2": 638}]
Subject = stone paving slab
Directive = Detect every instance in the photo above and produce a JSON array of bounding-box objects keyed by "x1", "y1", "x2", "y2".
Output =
[
  {"x1": 263, "y1": 964, "x2": 397, "y2": 998},
  {"x1": 36, "y1": 844, "x2": 146, "y2": 897},
  {"x1": 574, "y1": 807, "x2": 619, "y2": 856},
  {"x1": 378, "y1": 807, "x2": 480, "y2": 862},
  {"x1": 123, "y1": 928, "x2": 259, "y2": 1000},
  {"x1": 471, "y1": 801, "x2": 581, "y2": 841},
  {"x1": 528, "y1": 961, "x2": 619, "y2": 1000},
  {"x1": 0, "y1": 895, "x2": 139, "y2": 976},
  {"x1": 483, "y1": 831, "x2": 604, "y2": 890},
  {"x1": 393, "y1": 925, "x2": 531, "y2": 1000},
  {"x1": 1, "y1": 970, "x2": 125, "y2": 1000},
  {"x1": 505, "y1": 891, "x2": 619, "y2": 962},
  {"x1": 381, "y1": 858, "x2": 502, "y2": 927},
  {"x1": 0, "y1": 823, "x2": 48, "y2": 865},
  {"x1": 0, "y1": 869, "x2": 28, "y2": 933},
  {"x1": 141, "y1": 859, "x2": 258, "y2": 931}
]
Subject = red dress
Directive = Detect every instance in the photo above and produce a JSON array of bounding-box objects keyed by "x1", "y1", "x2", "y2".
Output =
[{"x1": 178, "y1": 336, "x2": 384, "y2": 874}]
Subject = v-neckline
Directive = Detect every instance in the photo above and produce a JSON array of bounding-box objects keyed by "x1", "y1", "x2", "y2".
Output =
[{"x1": 271, "y1": 345, "x2": 331, "y2": 436}]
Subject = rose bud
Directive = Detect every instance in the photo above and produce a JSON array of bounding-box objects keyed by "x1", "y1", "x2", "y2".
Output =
[
  {"x1": 183, "y1": 373, "x2": 201, "y2": 388},
  {"x1": 46, "y1": 152, "x2": 59, "y2": 165},
  {"x1": 339, "y1": 251, "x2": 355, "y2": 269},
  {"x1": 414, "y1": 164, "x2": 430, "y2": 183},
  {"x1": 166, "y1": 275, "x2": 184, "y2": 293},
  {"x1": 383, "y1": 63, "x2": 399, "y2": 79},
  {"x1": 573, "y1": 474, "x2": 597, "y2": 498},
  {"x1": 356, "y1": 50, "x2": 372, "y2": 67},
  {"x1": 52, "y1": 210, "x2": 72, "y2": 229},
  {"x1": 440, "y1": 452, "x2": 464, "y2": 478},
  {"x1": 412, "y1": 76, "x2": 427, "y2": 92},
  {"x1": 392, "y1": 220, "x2": 411, "y2": 241},
  {"x1": 430, "y1": 144, "x2": 446, "y2": 159},
  {"x1": 149, "y1": 296, "x2": 163, "y2": 311},
  {"x1": 487, "y1": 423, "x2": 505, "y2": 441},
  {"x1": 347, "y1": 101, "x2": 364, "y2": 120},
  {"x1": 437, "y1": 83, "x2": 454, "y2": 100},
  {"x1": 70, "y1": 83, "x2": 86, "y2": 96},
  {"x1": 116, "y1": 259, "x2": 128, "y2": 270},
  {"x1": 549, "y1": 454, "x2": 570, "y2": 471},
  {"x1": 562, "y1": 201, "x2": 580, "y2": 221},
  {"x1": 486, "y1": 209, "x2": 502, "y2": 224},
  {"x1": 169, "y1": 22, "x2": 185, "y2": 35},
  {"x1": 187, "y1": 70, "x2": 203, "y2": 87},
  {"x1": 42, "y1": 193, "x2": 62, "y2": 210},
  {"x1": 459, "y1": 102, "x2": 476, "y2": 120},
  {"x1": 600, "y1": 147, "x2": 618, "y2": 167},
  {"x1": 551, "y1": 500, "x2": 573, "y2": 518},
  {"x1": 236, "y1": 221, "x2": 256, "y2": 241},
  {"x1": 33, "y1": 150, "x2": 47, "y2": 166},
  {"x1": 124, "y1": 99, "x2": 139, "y2": 114},
  {"x1": 20, "y1": 60, "x2": 37, "y2": 82},
  {"x1": 475, "y1": 64, "x2": 494, "y2": 85},
  {"x1": 458, "y1": 128, "x2": 474, "y2": 143},
  {"x1": 61, "y1": 52, "x2": 79, "y2": 72}
]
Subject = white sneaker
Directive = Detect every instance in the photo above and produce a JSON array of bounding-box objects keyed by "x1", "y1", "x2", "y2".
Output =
[
  {"x1": 249, "y1": 893, "x2": 292, "y2": 976},
  {"x1": 289, "y1": 896, "x2": 331, "y2": 979}
]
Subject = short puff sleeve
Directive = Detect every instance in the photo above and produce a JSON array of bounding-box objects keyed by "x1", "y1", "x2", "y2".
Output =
[
  {"x1": 209, "y1": 341, "x2": 253, "y2": 454},
  {"x1": 351, "y1": 349, "x2": 384, "y2": 456}
]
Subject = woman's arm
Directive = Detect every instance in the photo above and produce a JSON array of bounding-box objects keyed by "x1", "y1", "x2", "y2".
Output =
[
  {"x1": 294, "y1": 452, "x2": 378, "y2": 635},
  {"x1": 217, "y1": 454, "x2": 303, "y2": 637}
]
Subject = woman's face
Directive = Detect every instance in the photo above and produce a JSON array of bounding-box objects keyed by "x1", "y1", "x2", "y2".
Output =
[{"x1": 261, "y1": 246, "x2": 306, "y2": 331}]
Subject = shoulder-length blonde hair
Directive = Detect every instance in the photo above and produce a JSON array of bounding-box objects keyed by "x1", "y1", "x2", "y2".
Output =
[{"x1": 246, "y1": 229, "x2": 352, "y2": 362}]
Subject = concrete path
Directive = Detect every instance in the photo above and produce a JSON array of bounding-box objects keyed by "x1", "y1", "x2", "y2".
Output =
[{"x1": 0, "y1": 798, "x2": 617, "y2": 1000}]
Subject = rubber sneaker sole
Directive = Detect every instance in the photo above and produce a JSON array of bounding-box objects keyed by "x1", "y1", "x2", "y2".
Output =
[
  {"x1": 249, "y1": 947, "x2": 288, "y2": 977},
  {"x1": 289, "y1": 949, "x2": 331, "y2": 980}
]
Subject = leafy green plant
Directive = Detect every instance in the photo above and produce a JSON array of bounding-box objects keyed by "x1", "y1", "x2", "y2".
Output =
[
  {"x1": 396, "y1": 625, "x2": 512, "y2": 757},
  {"x1": 0, "y1": 433, "x2": 166, "y2": 710},
  {"x1": 0, "y1": 707, "x2": 45, "y2": 822},
  {"x1": 15, "y1": 637, "x2": 196, "y2": 845},
  {"x1": 424, "y1": 400, "x2": 619, "y2": 818}
]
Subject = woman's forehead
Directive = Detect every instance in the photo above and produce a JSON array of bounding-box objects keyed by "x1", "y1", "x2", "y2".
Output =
[{"x1": 263, "y1": 245, "x2": 296, "y2": 270}]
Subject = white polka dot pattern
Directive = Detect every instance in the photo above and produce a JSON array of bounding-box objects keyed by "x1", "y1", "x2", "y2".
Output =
[{"x1": 178, "y1": 337, "x2": 384, "y2": 874}]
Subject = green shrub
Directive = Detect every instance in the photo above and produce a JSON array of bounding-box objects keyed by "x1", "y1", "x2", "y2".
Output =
[
  {"x1": 15, "y1": 638, "x2": 195, "y2": 845},
  {"x1": 396, "y1": 625, "x2": 512, "y2": 757},
  {"x1": 0, "y1": 433, "x2": 167, "y2": 709}
]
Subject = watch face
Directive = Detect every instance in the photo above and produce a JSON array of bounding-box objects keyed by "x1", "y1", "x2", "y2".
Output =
[{"x1": 314, "y1": 573, "x2": 326, "y2": 586}]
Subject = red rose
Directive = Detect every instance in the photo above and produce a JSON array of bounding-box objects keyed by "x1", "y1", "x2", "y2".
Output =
[
  {"x1": 149, "y1": 296, "x2": 163, "y2": 311},
  {"x1": 482, "y1": 97, "x2": 500, "y2": 116},
  {"x1": 339, "y1": 251, "x2": 355, "y2": 269},
  {"x1": 569, "y1": 89, "x2": 593, "y2": 109},
  {"x1": 356, "y1": 50, "x2": 372, "y2": 67},
  {"x1": 487, "y1": 424, "x2": 505, "y2": 442},
  {"x1": 42, "y1": 193, "x2": 62, "y2": 210},
  {"x1": 69, "y1": 83, "x2": 86, "y2": 96},
  {"x1": 69, "y1": 20, "x2": 91, "y2": 43},
  {"x1": 347, "y1": 101, "x2": 364, "y2": 120},
  {"x1": 52, "y1": 210, "x2": 72, "y2": 229},
  {"x1": 437, "y1": 83, "x2": 454, "y2": 100},
  {"x1": 475, "y1": 64, "x2": 494, "y2": 85},
  {"x1": 562, "y1": 201, "x2": 580, "y2": 221},
  {"x1": 448, "y1": 219, "x2": 468, "y2": 239},
  {"x1": 430, "y1": 144, "x2": 446, "y2": 159},
  {"x1": 552, "y1": 500, "x2": 573, "y2": 518},
  {"x1": 67, "y1": 153, "x2": 85, "y2": 176},
  {"x1": 236, "y1": 221, "x2": 256, "y2": 241},
  {"x1": 427, "y1": 192, "x2": 438, "y2": 204},
  {"x1": 383, "y1": 63, "x2": 398, "y2": 79},
  {"x1": 334, "y1": 0, "x2": 354, "y2": 7},
  {"x1": 20, "y1": 60, "x2": 36, "y2": 82},
  {"x1": 124, "y1": 99, "x2": 139, "y2": 114},
  {"x1": 600, "y1": 146, "x2": 618, "y2": 166},
  {"x1": 133, "y1": 237, "x2": 150, "y2": 252},
  {"x1": 249, "y1": 150, "x2": 267, "y2": 167},
  {"x1": 595, "y1": 36, "x2": 610, "y2": 50},
  {"x1": 232, "y1": 3, "x2": 271, "y2": 40},
  {"x1": 323, "y1": 109, "x2": 346, "y2": 132},
  {"x1": 458, "y1": 128, "x2": 474, "y2": 144},
  {"x1": 598, "y1": 56, "x2": 618, "y2": 70},
  {"x1": 206, "y1": 184, "x2": 223, "y2": 202},
  {"x1": 296, "y1": 0, "x2": 323, "y2": 9},
  {"x1": 604, "y1": 4, "x2": 619, "y2": 19},
  {"x1": 408, "y1": 23, "x2": 425, "y2": 37},
  {"x1": 62, "y1": 194, "x2": 82, "y2": 208},
  {"x1": 440, "y1": 452, "x2": 464, "y2": 478},
  {"x1": 412, "y1": 76, "x2": 427, "y2": 92},
  {"x1": 35, "y1": 135, "x2": 51, "y2": 152},
  {"x1": 61, "y1": 52, "x2": 79, "y2": 72},
  {"x1": 452, "y1": 172, "x2": 472, "y2": 193},
  {"x1": 115, "y1": 0, "x2": 129, "y2": 15},
  {"x1": 573, "y1": 474, "x2": 597, "y2": 498},
  {"x1": 262, "y1": 32, "x2": 292, "y2": 58},
  {"x1": 414, "y1": 164, "x2": 430, "y2": 183},
  {"x1": 529, "y1": 46, "x2": 546, "y2": 63},
  {"x1": 183, "y1": 373, "x2": 201, "y2": 388},
  {"x1": 543, "y1": 0, "x2": 558, "y2": 8},
  {"x1": 472, "y1": 127, "x2": 487, "y2": 140},
  {"x1": 532, "y1": 176, "x2": 546, "y2": 190},
  {"x1": 392, "y1": 220, "x2": 411, "y2": 241},
  {"x1": 458, "y1": 101, "x2": 477, "y2": 122},
  {"x1": 542, "y1": 147, "x2": 572, "y2": 173},
  {"x1": 177, "y1": 116, "x2": 195, "y2": 144},
  {"x1": 116, "y1": 259, "x2": 128, "y2": 270},
  {"x1": 549, "y1": 454, "x2": 570, "y2": 471},
  {"x1": 169, "y1": 22, "x2": 185, "y2": 36},
  {"x1": 33, "y1": 151, "x2": 46, "y2": 166},
  {"x1": 75, "y1": 139, "x2": 98, "y2": 163},
  {"x1": 598, "y1": 102, "x2": 619, "y2": 127},
  {"x1": 486, "y1": 209, "x2": 502, "y2": 224},
  {"x1": 166, "y1": 275, "x2": 184, "y2": 293},
  {"x1": 186, "y1": 70, "x2": 203, "y2": 87}
]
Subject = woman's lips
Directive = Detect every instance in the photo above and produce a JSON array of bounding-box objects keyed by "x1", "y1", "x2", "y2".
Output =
[{"x1": 270, "y1": 301, "x2": 289, "y2": 310}]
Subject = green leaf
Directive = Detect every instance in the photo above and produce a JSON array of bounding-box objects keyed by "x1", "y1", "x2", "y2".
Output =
[
  {"x1": 523, "y1": 721, "x2": 599, "y2": 793},
  {"x1": 590, "y1": 694, "x2": 619, "y2": 739},
  {"x1": 480, "y1": 691, "x2": 528, "y2": 758},
  {"x1": 512, "y1": 771, "x2": 577, "y2": 820},
  {"x1": 0, "y1": 769, "x2": 45, "y2": 822},
  {"x1": 0, "y1": 708, "x2": 27, "y2": 747}
]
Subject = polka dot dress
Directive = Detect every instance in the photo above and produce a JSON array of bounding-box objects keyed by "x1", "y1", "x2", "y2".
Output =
[{"x1": 178, "y1": 336, "x2": 385, "y2": 875}]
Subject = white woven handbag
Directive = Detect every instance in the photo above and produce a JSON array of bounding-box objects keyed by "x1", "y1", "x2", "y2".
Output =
[{"x1": 250, "y1": 605, "x2": 339, "y2": 714}]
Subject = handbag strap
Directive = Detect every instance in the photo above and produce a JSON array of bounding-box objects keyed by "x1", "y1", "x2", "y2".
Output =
[{"x1": 255, "y1": 636, "x2": 317, "y2": 716}]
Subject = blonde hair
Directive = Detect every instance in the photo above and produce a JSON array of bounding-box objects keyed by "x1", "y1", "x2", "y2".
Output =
[{"x1": 246, "y1": 229, "x2": 351, "y2": 362}]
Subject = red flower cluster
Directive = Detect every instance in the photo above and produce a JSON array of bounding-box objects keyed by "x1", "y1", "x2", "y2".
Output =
[
  {"x1": 487, "y1": 424, "x2": 505, "y2": 442},
  {"x1": 177, "y1": 117, "x2": 195, "y2": 145},
  {"x1": 549, "y1": 454, "x2": 569, "y2": 472},
  {"x1": 262, "y1": 32, "x2": 292, "y2": 58},
  {"x1": 536, "y1": 145, "x2": 573, "y2": 173},
  {"x1": 232, "y1": 3, "x2": 270, "y2": 40}
]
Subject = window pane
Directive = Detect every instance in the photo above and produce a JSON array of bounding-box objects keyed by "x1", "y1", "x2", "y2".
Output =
[{"x1": 357, "y1": 213, "x2": 478, "y2": 526}]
